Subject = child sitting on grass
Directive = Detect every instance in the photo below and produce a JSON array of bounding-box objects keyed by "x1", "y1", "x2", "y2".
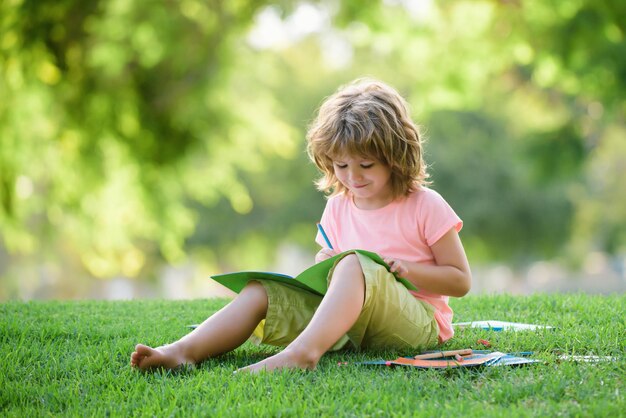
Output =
[{"x1": 131, "y1": 78, "x2": 471, "y2": 373}]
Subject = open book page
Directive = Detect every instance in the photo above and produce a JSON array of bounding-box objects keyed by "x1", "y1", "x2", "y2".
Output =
[{"x1": 210, "y1": 250, "x2": 417, "y2": 296}]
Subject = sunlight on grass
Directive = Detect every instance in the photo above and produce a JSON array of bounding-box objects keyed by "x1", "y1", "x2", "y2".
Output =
[{"x1": 1, "y1": 294, "x2": 624, "y2": 416}]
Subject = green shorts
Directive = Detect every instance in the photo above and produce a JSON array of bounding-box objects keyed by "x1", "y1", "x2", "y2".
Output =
[{"x1": 250, "y1": 252, "x2": 439, "y2": 351}]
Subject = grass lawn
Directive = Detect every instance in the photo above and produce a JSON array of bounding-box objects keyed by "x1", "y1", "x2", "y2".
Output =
[{"x1": 1, "y1": 293, "x2": 624, "y2": 417}]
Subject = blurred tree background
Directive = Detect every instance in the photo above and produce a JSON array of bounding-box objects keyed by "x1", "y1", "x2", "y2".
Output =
[{"x1": 1, "y1": 0, "x2": 624, "y2": 299}]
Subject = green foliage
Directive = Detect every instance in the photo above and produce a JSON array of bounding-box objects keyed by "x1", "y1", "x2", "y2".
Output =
[
  {"x1": 0, "y1": 0, "x2": 624, "y2": 284},
  {"x1": 1, "y1": 0, "x2": 292, "y2": 277},
  {"x1": 426, "y1": 110, "x2": 574, "y2": 262},
  {"x1": 1, "y1": 294, "x2": 624, "y2": 416}
]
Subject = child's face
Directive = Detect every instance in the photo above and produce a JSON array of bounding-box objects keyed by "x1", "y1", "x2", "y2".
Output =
[{"x1": 332, "y1": 154, "x2": 393, "y2": 209}]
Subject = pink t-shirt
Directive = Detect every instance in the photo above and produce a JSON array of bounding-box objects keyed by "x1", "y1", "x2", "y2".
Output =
[{"x1": 315, "y1": 187, "x2": 462, "y2": 343}]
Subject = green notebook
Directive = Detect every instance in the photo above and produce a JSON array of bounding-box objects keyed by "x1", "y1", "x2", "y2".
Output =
[{"x1": 210, "y1": 250, "x2": 418, "y2": 296}]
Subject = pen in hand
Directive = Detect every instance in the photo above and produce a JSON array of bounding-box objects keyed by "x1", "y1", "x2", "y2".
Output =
[{"x1": 316, "y1": 223, "x2": 334, "y2": 250}]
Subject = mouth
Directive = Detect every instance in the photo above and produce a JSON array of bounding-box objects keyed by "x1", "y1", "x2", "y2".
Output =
[{"x1": 352, "y1": 184, "x2": 368, "y2": 189}]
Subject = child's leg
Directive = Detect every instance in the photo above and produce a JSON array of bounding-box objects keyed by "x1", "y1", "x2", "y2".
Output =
[
  {"x1": 238, "y1": 254, "x2": 365, "y2": 373},
  {"x1": 130, "y1": 281, "x2": 268, "y2": 370}
]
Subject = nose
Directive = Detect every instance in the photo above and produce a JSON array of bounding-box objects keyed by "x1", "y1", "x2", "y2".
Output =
[{"x1": 347, "y1": 167, "x2": 362, "y2": 181}]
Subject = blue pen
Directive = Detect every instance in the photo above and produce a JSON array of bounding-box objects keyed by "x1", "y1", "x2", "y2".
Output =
[{"x1": 316, "y1": 223, "x2": 334, "y2": 250}]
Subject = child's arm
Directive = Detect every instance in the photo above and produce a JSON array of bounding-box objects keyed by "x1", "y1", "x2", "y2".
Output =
[{"x1": 383, "y1": 228, "x2": 471, "y2": 297}]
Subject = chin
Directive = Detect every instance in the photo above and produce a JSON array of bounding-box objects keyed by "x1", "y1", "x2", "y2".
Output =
[{"x1": 351, "y1": 188, "x2": 370, "y2": 195}]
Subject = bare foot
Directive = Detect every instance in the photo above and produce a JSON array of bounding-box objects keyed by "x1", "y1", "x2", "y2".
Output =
[
  {"x1": 236, "y1": 347, "x2": 320, "y2": 374},
  {"x1": 130, "y1": 343, "x2": 194, "y2": 371}
]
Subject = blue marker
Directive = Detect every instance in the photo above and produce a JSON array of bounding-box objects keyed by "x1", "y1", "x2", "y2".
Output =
[{"x1": 316, "y1": 223, "x2": 334, "y2": 250}]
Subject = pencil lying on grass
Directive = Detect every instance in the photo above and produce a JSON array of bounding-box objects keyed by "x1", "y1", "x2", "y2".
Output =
[{"x1": 414, "y1": 348, "x2": 473, "y2": 360}]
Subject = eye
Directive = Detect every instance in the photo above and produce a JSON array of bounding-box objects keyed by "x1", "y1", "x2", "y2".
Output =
[
  {"x1": 334, "y1": 163, "x2": 347, "y2": 169},
  {"x1": 360, "y1": 163, "x2": 374, "y2": 169}
]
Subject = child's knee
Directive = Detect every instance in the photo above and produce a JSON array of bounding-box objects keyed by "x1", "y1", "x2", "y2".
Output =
[
  {"x1": 329, "y1": 254, "x2": 365, "y2": 284},
  {"x1": 240, "y1": 281, "x2": 269, "y2": 315},
  {"x1": 335, "y1": 253, "x2": 362, "y2": 271},
  {"x1": 242, "y1": 280, "x2": 268, "y2": 299}
]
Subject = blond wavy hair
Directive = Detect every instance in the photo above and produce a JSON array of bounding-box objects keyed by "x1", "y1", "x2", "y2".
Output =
[{"x1": 306, "y1": 78, "x2": 429, "y2": 198}]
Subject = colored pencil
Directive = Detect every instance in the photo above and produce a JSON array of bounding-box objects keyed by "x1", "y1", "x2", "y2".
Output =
[
  {"x1": 414, "y1": 348, "x2": 473, "y2": 360},
  {"x1": 316, "y1": 223, "x2": 334, "y2": 250}
]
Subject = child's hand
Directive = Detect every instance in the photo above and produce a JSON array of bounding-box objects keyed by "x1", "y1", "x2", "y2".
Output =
[
  {"x1": 315, "y1": 248, "x2": 337, "y2": 263},
  {"x1": 383, "y1": 257, "x2": 409, "y2": 277}
]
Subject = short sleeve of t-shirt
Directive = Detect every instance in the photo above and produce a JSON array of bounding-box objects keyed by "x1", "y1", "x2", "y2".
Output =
[{"x1": 418, "y1": 189, "x2": 462, "y2": 247}]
